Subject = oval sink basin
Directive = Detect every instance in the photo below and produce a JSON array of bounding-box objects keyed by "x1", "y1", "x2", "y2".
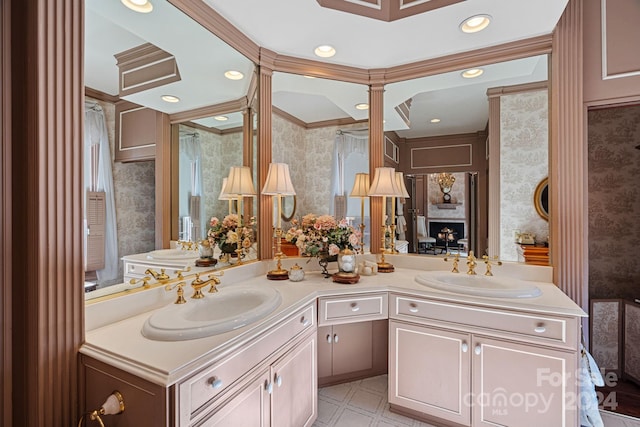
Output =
[
  {"x1": 146, "y1": 249, "x2": 199, "y2": 262},
  {"x1": 415, "y1": 272, "x2": 542, "y2": 299},
  {"x1": 142, "y1": 285, "x2": 282, "y2": 341}
]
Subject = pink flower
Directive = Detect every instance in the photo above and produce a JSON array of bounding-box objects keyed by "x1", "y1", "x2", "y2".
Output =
[
  {"x1": 328, "y1": 244, "x2": 340, "y2": 256},
  {"x1": 210, "y1": 217, "x2": 219, "y2": 227},
  {"x1": 349, "y1": 233, "x2": 360, "y2": 247}
]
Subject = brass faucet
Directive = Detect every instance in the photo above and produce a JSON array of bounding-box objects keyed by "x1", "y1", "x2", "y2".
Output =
[
  {"x1": 165, "y1": 281, "x2": 187, "y2": 304},
  {"x1": 466, "y1": 251, "x2": 477, "y2": 275},
  {"x1": 145, "y1": 268, "x2": 170, "y2": 283},
  {"x1": 482, "y1": 255, "x2": 502, "y2": 276},
  {"x1": 190, "y1": 272, "x2": 223, "y2": 299}
]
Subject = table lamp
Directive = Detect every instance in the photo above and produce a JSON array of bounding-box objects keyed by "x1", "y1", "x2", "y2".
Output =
[
  {"x1": 223, "y1": 166, "x2": 257, "y2": 265},
  {"x1": 218, "y1": 177, "x2": 235, "y2": 215},
  {"x1": 368, "y1": 167, "x2": 402, "y2": 272},
  {"x1": 349, "y1": 173, "x2": 369, "y2": 250},
  {"x1": 261, "y1": 163, "x2": 296, "y2": 280}
]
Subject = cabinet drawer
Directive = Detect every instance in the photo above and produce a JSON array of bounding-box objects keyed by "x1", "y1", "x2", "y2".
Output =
[
  {"x1": 178, "y1": 304, "x2": 315, "y2": 425},
  {"x1": 318, "y1": 293, "x2": 388, "y2": 326},
  {"x1": 390, "y1": 294, "x2": 577, "y2": 349}
]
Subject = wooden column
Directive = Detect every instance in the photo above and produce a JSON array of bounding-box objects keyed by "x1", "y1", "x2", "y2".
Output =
[
  {"x1": 486, "y1": 94, "x2": 501, "y2": 258},
  {"x1": 156, "y1": 112, "x2": 172, "y2": 248},
  {"x1": 257, "y1": 57, "x2": 274, "y2": 260},
  {"x1": 551, "y1": 0, "x2": 587, "y2": 311},
  {"x1": 368, "y1": 80, "x2": 385, "y2": 254},
  {"x1": 1, "y1": 1, "x2": 11, "y2": 424},
  {"x1": 5, "y1": 1, "x2": 84, "y2": 425}
]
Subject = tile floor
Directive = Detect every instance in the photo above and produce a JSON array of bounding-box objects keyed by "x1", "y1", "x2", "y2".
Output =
[
  {"x1": 312, "y1": 375, "x2": 436, "y2": 427},
  {"x1": 312, "y1": 375, "x2": 640, "y2": 427}
]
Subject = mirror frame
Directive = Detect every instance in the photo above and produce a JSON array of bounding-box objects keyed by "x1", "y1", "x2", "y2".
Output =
[{"x1": 533, "y1": 177, "x2": 549, "y2": 222}]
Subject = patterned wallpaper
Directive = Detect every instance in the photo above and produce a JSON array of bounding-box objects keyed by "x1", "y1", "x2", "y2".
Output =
[
  {"x1": 87, "y1": 97, "x2": 156, "y2": 284},
  {"x1": 272, "y1": 114, "x2": 365, "y2": 226},
  {"x1": 588, "y1": 105, "x2": 640, "y2": 301},
  {"x1": 179, "y1": 123, "x2": 243, "y2": 227},
  {"x1": 499, "y1": 90, "x2": 549, "y2": 261}
]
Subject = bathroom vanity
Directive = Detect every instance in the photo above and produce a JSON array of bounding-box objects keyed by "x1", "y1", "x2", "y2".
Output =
[{"x1": 81, "y1": 255, "x2": 586, "y2": 427}]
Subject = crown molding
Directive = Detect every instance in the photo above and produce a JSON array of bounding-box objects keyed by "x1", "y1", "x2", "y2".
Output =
[
  {"x1": 486, "y1": 81, "x2": 549, "y2": 98},
  {"x1": 85, "y1": 86, "x2": 119, "y2": 103},
  {"x1": 169, "y1": 97, "x2": 248, "y2": 124}
]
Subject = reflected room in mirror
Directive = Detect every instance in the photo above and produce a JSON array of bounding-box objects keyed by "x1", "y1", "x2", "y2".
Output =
[
  {"x1": 384, "y1": 54, "x2": 549, "y2": 261},
  {"x1": 83, "y1": 0, "x2": 256, "y2": 297}
]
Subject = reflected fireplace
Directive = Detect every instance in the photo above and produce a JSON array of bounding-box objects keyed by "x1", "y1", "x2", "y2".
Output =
[{"x1": 428, "y1": 221, "x2": 465, "y2": 250}]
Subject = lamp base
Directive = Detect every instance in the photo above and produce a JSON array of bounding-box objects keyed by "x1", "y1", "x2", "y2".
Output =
[
  {"x1": 377, "y1": 261, "x2": 395, "y2": 273},
  {"x1": 266, "y1": 268, "x2": 289, "y2": 280}
]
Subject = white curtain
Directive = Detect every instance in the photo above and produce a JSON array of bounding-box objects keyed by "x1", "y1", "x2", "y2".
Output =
[
  {"x1": 330, "y1": 130, "x2": 369, "y2": 217},
  {"x1": 84, "y1": 101, "x2": 118, "y2": 283},
  {"x1": 179, "y1": 132, "x2": 204, "y2": 240}
]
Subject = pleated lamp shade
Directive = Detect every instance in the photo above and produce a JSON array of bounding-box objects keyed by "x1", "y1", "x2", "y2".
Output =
[
  {"x1": 223, "y1": 166, "x2": 256, "y2": 197},
  {"x1": 261, "y1": 163, "x2": 296, "y2": 195},
  {"x1": 395, "y1": 172, "x2": 410, "y2": 199},
  {"x1": 218, "y1": 177, "x2": 234, "y2": 200},
  {"x1": 349, "y1": 173, "x2": 370, "y2": 197},
  {"x1": 368, "y1": 167, "x2": 402, "y2": 197}
]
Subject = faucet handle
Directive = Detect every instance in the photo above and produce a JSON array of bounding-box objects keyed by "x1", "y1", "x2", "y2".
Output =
[
  {"x1": 174, "y1": 266, "x2": 192, "y2": 280},
  {"x1": 164, "y1": 281, "x2": 187, "y2": 304},
  {"x1": 129, "y1": 277, "x2": 151, "y2": 289},
  {"x1": 443, "y1": 252, "x2": 460, "y2": 273},
  {"x1": 482, "y1": 255, "x2": 502, "y2": 276}
]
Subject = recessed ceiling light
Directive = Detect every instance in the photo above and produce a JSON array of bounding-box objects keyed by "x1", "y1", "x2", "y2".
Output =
[
  {"x1": 314, "y1": 45, "x2": 336, "y2": 58},
  {"x1": 355, "y1": 103, "x2": 369, "y2": 110},
  {"x1": 461, "y1": 68, "x2": 484, "y2": 79},
  {"x1": 460, "y1": 14, "x2": 491, "y2": 33},
  {"x1": 121, "y1": 0, "x2": 153, "y2": 13},
  {"x1": 161, "y1": 95, "x2": 180, "y2": 103},
  {"x1": 430, "y1": 118, "x2": 441, "y2": 123},
  {"x1": 224, "y1": 70, "x2": 244, "y2": 80},
  {"x1": 214, "y1": 116, "x2": 229, "y2": 121}
]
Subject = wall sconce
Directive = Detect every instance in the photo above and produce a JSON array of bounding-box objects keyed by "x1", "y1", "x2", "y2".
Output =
[
  {"x1": 349, "y1": 173, "x2": 369, "y2": 249},
  {"x1": 261, "y1": 163, "x2": 296, "y2": 280},
  {"x1": 223, "y1": 166, "x2": 257, "y2": 265},
  {"x1": 368, "y1": 167, "x2": 402, "y2": 272}
]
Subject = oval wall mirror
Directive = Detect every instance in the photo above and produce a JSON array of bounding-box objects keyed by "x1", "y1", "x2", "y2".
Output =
[{"x1": 534, "y1": 177, "x2": 549, "y2": 221}]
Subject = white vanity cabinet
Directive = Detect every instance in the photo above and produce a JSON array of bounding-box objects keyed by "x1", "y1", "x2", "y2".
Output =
[
  {"x1": 317, "y1": 293, "x2": 389, "y2": 386},
  {"x1": 177, "y1": 304, "x2": 317, "y2": 427},
  {"x1": 198, "y1": 330, "x2": 317, "y2": 427},
  {"x1": 388, "y1": 293, "x2": 580, "y2": 427}
]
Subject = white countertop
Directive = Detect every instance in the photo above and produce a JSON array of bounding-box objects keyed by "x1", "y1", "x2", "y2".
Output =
[{"x1": 81, "y1": 254, "x2": 586, "y2": 387}]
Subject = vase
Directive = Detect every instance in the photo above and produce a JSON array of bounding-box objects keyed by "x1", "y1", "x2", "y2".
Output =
[{"x1": 317, "y1": 251, "x2": 337, "y2": 278}]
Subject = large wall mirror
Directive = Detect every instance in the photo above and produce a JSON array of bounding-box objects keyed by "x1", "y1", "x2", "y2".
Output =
[
  {"x1": 83, "y1": 0, "x2": 256, "y2": 299},
  {"x1": 385, "y1": 54, "x2": 549, "y2": 262},
  {"x1": 271, "y1": 72, "x2": 370, "y2": 245}
]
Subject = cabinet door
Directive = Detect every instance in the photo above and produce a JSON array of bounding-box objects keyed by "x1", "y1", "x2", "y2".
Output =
[
  {"x1": 389, "y1": 320, "x2": 471, "y2": 426},
  {"x1": 198, "y1": 369, "x2": 270, "y2": 427},
  {"x1": 317, "y1": 325, "x2": 333, "y2": 379},
  {"x1": 332, "y1": 322, "x2": 373, "y2": 376},
  {"x1": 472, "y1": 336, "x2": 577, "y2": 427},
  {"x1": 271, "y1": 333, "x2": 317, "y2": 427}
]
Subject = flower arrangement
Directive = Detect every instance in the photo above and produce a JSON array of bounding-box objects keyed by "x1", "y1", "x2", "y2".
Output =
[
  {"x1": 207, "y1": 214, "x2": 255, "y2": 253},
  {"x1": 284, "y1": 213, "x2": 361, "y2": 257}
]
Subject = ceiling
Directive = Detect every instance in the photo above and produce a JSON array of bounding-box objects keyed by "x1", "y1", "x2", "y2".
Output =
[{"x1": 85, "y1": 0, "x2": 566, "y2": 136}]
